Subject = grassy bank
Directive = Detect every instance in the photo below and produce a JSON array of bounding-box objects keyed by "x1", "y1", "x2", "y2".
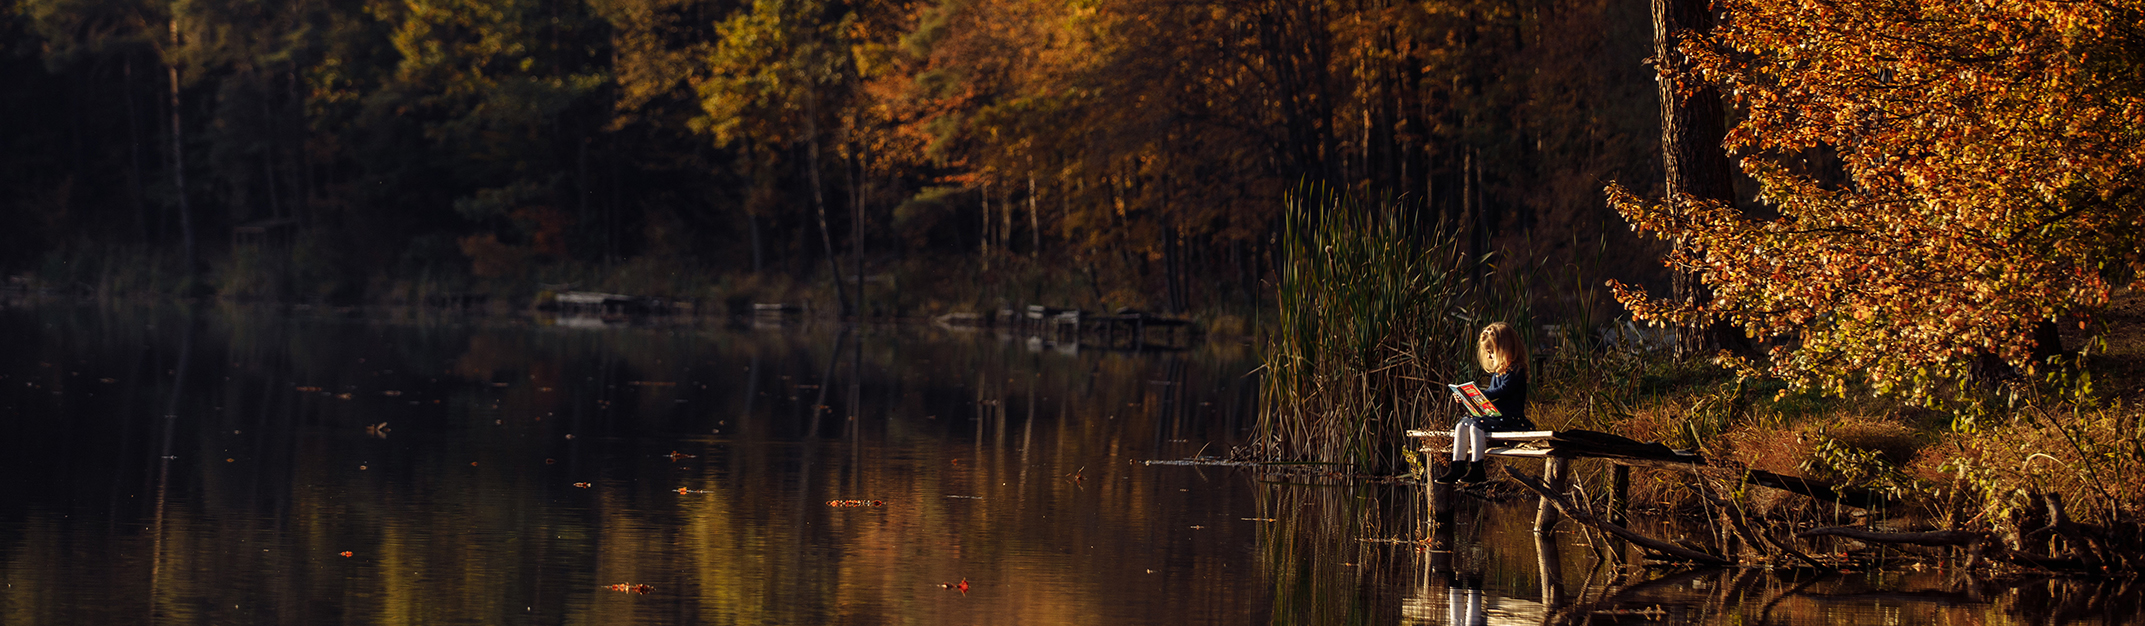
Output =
[{"x1": 1524, "y1": 332, "x2": 2145, "y2": 570}]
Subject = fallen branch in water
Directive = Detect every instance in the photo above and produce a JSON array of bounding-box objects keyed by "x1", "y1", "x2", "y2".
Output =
[
  {"x1": 1742, "y1": 469, "x2": 1887, "y2": 509},
  {"x1": 1505, "y1": 466, "x2": 1731, "y2": 565},
  {"x1": 1795, "y1": 526, "x2": 1988, "y2": 546}
]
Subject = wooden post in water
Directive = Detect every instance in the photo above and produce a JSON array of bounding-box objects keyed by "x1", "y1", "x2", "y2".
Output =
[
  {"x1": 1535, "y1": 532, "x2": 1564, "y2": 610},
  {"x1": 1534, "y1": 456, "x2": 1571, "y2": 533},
  {"x1": 1610, "y1": 465, "x2": 1630, "y2": 528}
]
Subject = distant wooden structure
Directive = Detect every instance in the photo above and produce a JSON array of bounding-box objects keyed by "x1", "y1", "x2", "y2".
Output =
[
  {"x1": 555, "y1": 291, "x2": 661, "y2": 315},
  {"x1": 1010, "y1": 306, "x2": 1196, "y2": 351}
]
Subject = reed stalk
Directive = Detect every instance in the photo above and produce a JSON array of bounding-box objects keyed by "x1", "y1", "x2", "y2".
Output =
[{"x1": 1256, "y1": 188, "x2": 1477, "y2": 472}]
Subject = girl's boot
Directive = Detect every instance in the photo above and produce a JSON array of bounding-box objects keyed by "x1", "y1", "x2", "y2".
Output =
[
  {"x1": 1434, "y1": 460, "x2": 1472, "y2": 484},
  {"x1": 1459, "y1": 459, "x2": 1491, "y2": 483}
]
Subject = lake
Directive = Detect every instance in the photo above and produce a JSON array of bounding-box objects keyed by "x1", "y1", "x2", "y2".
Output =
[{"x1": 0, "y1": 303, "x2": 2134, "y2": 624}]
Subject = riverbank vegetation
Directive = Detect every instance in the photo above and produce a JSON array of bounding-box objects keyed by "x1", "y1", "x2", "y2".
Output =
[{"x1": 1256, "y1": 0, "x2": 2145, "y2": 572}]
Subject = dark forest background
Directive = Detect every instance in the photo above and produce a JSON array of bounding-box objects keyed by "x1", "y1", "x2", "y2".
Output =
[{"x1": 1, "y1": 0, "x2": 1667, "y2": 316}]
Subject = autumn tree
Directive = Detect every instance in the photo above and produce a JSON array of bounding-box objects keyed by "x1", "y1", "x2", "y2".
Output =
[{"x1": 1609, "y1": 0, "x2": 2145, "y2": 403}]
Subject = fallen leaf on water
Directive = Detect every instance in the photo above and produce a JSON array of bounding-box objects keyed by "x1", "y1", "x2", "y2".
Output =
[
  {"x1": 339, "y1": 551, "x2": 353, "y2": 557},
  {"x1": 573, "y1": 482, "x2": 592, "y2": 488},
  {"x1": 607, "y1": 583, "x2": 653, "y2": 594},
  {"x1": 939, "y1": 578, "x2": 969, "y2": 594},
  {"x1": 827, "y1": 500, "x2": 886, "y2": 507}
]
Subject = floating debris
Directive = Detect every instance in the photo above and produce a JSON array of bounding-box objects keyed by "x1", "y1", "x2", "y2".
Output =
[
  {"x1": 676, "y1": 487, "x2": 713, "y2": 494},
  {"x1": 573, "y1": 482, "x2": 593, "y2": 488},
  {"x1": 627, "y1": 381, "x2": 677, "y2": 387},
  {"x1": 1141, "y1": 458, "x2": 1265, "y2": 467},
  {"x1": 339, "y1": 551, "x2": 354, "y2": 558},
  {"x1": 366, "y1": 422, "x2": 390, "y2": 438},
  {"x1": 296, "y1": 386, "x2": 323, "y2": 392},
  {"x1": 1356, "y1": 537, "x2": 1431, "y2": 545},
  {"x1": 939, "y1": 578, "x2": 969, "y2": 594},
  {"x1": 945, "y1": 495, "x2": 983, "y2": 500},
  {"x1": 607, "y1": 583, "x2": 653, "y2": 594},
  {"x1": 827, "y1": 500, "x2": 885, "y2": 507},
  {"x1": 666, "y1": 451, "x2": 696, "y2": 461},
  {"x1": 335, "y1": 393, "x2": 353, "y2": 400}
]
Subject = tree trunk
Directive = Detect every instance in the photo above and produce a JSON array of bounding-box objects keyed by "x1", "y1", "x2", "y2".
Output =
[
  {"x1": 125, "y1": 57, "x2": 149, "y2": 246},
  {"x1": 805, "y1": 114, "x2": 847, "y2": 318},
  {"x1": 167, "y1": 20, "x2": 195, "y2": 283},
  {"x1": 849, "y1": 151, "x2": 864, "y2": 319},
  {"x1": 1028, "y1": 175, "x2": 1039, "y2": 259},
  {"x1": 1652, "y1": 0, "x2": 1738, "y2": 359}
]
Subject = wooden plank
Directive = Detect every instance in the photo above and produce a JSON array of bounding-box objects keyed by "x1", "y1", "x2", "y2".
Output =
[
  {"x1": 1419, "y1": 446, "x2": 1551, "y2": 458},
  {"x1": 1404, "y1": 429, "x2": 1556, "y2": 441}
]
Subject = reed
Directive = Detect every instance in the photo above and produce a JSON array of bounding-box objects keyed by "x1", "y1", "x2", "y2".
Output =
[{"x1": 1255, "y1": 188, "x2": 1482, "y2": 472}]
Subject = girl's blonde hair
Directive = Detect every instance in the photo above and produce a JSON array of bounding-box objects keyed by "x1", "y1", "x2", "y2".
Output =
[{"x1": 1476, "y1": 322, "x2": 1528, "y2": 375}]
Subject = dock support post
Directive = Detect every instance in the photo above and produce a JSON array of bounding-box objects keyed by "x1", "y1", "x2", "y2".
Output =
[
  {"x1": 1535, "y1": 532, "x2": 1564, "y2": 609},
  {"x1": 1534, "y1": 456, "x2": 1570, "y2": 534}
]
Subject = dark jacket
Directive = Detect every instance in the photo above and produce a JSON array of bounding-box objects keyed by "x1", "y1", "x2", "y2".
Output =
[{"x1": 1476, "y1": 371, "x2": 1532, "y2": 432}]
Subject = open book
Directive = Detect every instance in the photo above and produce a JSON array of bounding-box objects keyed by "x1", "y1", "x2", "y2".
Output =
[{"x1": 1448, "y1": 382, "x2": 1502, "y2": 418}]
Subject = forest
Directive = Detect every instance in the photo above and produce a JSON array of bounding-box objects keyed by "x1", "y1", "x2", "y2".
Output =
[{"x1": 1, "y1": 0, "x2": 1667, "y2": 316}]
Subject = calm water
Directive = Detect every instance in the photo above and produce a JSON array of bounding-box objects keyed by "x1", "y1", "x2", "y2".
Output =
[{"x1": 0, "y1": 303, "x2": 2136, "y2": 625}]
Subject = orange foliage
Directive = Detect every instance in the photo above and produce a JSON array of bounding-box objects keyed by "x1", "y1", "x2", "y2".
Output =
[{"x1": 1609, "y1": 0, "x2": 2145, "y2": 403}]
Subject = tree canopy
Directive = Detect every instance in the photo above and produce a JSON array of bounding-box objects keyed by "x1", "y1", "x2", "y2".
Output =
[{"x1": 1610, "y1": 0, "x2": 2145, "y2": 403}]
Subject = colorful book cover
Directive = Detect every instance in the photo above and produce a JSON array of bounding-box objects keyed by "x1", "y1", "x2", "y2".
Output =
[{"x1": 1448, "y1": 382, "x2": 1502, "y2": 417}]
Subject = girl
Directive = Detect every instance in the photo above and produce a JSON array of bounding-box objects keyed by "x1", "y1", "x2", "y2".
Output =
[{"x1": 1437, "y1": 322, "x2": 1532, "y2": 484}]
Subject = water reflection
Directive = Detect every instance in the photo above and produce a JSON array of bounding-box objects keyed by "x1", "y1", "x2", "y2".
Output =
[
  {"x1": 1, "y1": 303, "x2": 2140, "y2": 625},
  {"x1": 0, "y1": 303, "x2": 1265, "y2": 624}
]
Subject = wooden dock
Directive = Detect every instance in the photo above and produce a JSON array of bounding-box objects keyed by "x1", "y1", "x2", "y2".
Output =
[{"x1": 1407, "y1": 429, "x2": 1710, "y2": 557}]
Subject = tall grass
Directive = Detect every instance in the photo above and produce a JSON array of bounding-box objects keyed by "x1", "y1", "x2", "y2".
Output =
[{"x1": 1256, "y1": 189, "x2": 1486, "y2": 472}]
